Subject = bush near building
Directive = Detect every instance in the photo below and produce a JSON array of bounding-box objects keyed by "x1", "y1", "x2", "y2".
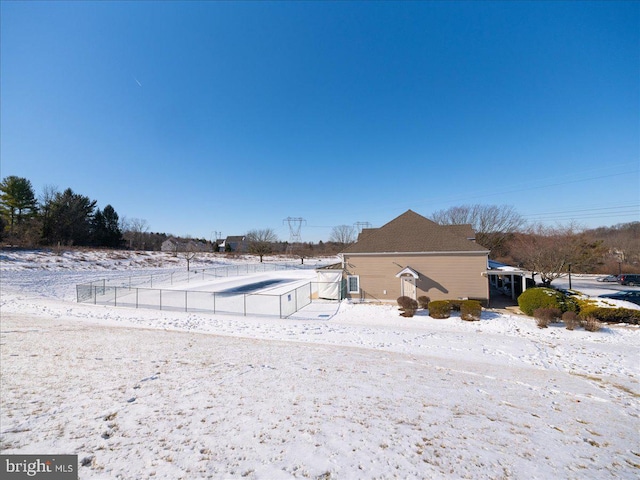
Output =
[
  {"x1": 562, "y1": 311, "x2": 580, "y2": 330},
  {"x1": 417, "y1": 296, "x2": 430, "y2": 309},
  {"x1": 518, "y1": 288, "x2": 639, "y2": 326},
  {"x1": 460, "y1": 300, "x2": 482, "y2": 321},
  {"x1": 397, "y1": 296, "x2": 418, "y2": 317},
  {"x1": 533, "y1": 307, "x2": 562, "y2": 328},
  {"x1": 577, "y1": 303, "x2": 640, "y2": 325},
  {"x1": 428, "y1": 300, "x2": 452, "y2": 319},
  {"x1": 517, "y1": 287, "x2": 578, "y2": 316}
]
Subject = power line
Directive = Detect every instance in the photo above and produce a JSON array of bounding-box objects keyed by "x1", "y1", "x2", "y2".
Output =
[
  {"x1": 354, "y1": 221, "x2": 372, "y2": 233},
  {"x1": 523, "y1": 203, "x2": 638, "y2": 219},
  {"x1": 338, "y1": 163, "x2": 639, "y2": 221},
  {"x1": 523, "y1": 204, "x2": 639, "y2": 219},
  {"x1": 283, "y1": 217, "x2": 306, "y2": 254}
]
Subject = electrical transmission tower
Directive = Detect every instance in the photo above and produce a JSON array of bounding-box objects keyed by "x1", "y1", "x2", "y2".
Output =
[
  {"x1": 283, "y1": 217, "x2": 306, "y2": 256},
  {"x1": 354, "y1": 221, "x2": 372, "y2": 233}
]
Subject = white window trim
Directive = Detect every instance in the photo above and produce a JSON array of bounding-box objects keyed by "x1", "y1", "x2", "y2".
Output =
[{"x1": 347, "y1": 275, "x2": 360, "y2": 294}]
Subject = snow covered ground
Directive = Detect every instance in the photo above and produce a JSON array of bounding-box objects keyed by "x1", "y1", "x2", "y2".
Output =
[{"x1": 1, "y1": 250, "x2": 639, "y2": 479}]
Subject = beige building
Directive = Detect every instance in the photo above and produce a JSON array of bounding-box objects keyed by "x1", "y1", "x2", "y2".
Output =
[{"x1": 341, "y1": 210, "x2": 490, "y2": 304}]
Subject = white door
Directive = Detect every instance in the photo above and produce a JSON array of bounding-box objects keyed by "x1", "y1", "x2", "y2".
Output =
[{"x1": 401, "y1": 276, "x2": 417, "y2": 299}]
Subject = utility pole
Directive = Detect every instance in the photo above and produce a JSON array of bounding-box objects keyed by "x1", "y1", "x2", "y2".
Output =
[
  {"x1": 283, "y1": 217, "x2": 306, "y2": 256},
  {"x1": 354, "y1": 221, "x2": 372, "y2": 234},
  {"x1": 210, "y1": 231, "x2": 222, "y2": 252}
]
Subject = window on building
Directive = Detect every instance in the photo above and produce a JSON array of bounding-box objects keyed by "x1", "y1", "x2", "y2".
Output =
[{"x1": 347, "y1": 275, "x2": 360, "y2": 294}]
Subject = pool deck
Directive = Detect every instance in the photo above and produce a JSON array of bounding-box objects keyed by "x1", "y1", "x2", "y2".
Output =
[{"x1": 288, "y1": 300, "x2": 341, "y2": 320}]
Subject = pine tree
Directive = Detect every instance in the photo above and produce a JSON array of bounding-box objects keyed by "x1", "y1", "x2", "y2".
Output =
[
  {"x1": 102, "y1": 205, "x2": 123, "y2": 247},
  {"x1": 42, "y1": 188, "x2": 97, "y2": 246},
  {"x1": 0, "y1": 176, "x2": 37, "y2": 233},
  {"x1": 91, "y1": 208, "x2": 107, "y2": 246}
]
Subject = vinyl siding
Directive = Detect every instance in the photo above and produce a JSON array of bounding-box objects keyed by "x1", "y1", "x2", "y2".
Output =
[{"x1": 343, "y1": 253, "x2": 488, "y2": 303}]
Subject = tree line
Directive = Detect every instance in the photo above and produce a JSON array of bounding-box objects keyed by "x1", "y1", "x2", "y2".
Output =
[
  {"x1": 0, "y1": 176, "x2": 124, "y2": 248},
  {"x1": 430, "y1": 204, "x2": 640, "y2": 282},
  {"x1": 1, "y1": 176, "x2": 637, "y2": 278}
]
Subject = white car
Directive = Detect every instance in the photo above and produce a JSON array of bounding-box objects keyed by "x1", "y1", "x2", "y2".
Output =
[{"x1": 597, "y1": 275, "x2": 619, "y2": 282}]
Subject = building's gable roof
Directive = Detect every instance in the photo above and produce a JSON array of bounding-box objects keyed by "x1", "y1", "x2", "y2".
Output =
[
  {"x1": 445, "y1": 224, "x2": 476, "y2": 241},
  {"x1": 357, "y1": 228, "x2": 378, "y2": 241},
  {"x1": 343, "y1": 210, "x2": 488, "y2": 254},
  {"x1": 226, "y1": 236, "x2": 246, "y2": 243}
]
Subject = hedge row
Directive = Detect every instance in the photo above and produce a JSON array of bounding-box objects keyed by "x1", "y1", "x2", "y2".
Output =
[
  {"x1": 427, "y1": 300, "x2": 482, "y2": 321},
  {"x1": 578, "y1": 304, "x2": 640, "y2": 325},
  {"x1": 518, "y1": 288, "x2": 639, "y2": 325},
  {"x1": 396, "y1": 297, "x2": 484, "y2": 321}
]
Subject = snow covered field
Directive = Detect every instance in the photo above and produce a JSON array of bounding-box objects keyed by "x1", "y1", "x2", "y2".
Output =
[{"x1": 1, "y1": 250, "x2": 639, "y2": 479}]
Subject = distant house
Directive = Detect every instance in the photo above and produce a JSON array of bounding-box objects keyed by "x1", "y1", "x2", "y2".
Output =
[
  {"x1": 161, "y1": 237, "x2": 209, "y2": 254},
  {"x1": 340, "y1": 210, "x2": 490, "y2": 304},
  {"x1": 219, "y1": 235, "x2": 247, "y2": 253}
]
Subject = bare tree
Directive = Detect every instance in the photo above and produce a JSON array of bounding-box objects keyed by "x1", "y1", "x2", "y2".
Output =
[
  {"x1": 329, "y1": 225, "x2": 357, "y2": 247},
  {"x1": 431, "y1": 204, "x2": 526, "y2": 255},
  {"x1": 588, "y1": 222, "x2": 640, "y2": 273},
  {"x1": 180, "y1": 239, "x2": 198, "y2": 271},
  {"x1": 512, "y1": 224, "x2": 607, "y2": 286},
  {"x1": 121, "y1": 217, "x2": 150, "y2": 250},
  {"x1": 246, "y1": 228, "x2": 278, "y2": 262}
]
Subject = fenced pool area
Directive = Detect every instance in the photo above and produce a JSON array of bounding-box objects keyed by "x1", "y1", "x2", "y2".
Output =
[{"x1": 76, "y1": 263, "x2": 345, "y2": 318}]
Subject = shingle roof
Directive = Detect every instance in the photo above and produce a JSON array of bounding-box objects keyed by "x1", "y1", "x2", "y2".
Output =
[
  {"x1": 342, "y1": 210, "x2": 488, "y2": 254},
  {"x1": 446, "y1": 224, "x2": 476, "y2": 241}
]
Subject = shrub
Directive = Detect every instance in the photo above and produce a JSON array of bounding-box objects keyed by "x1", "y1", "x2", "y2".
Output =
[
  {"x1": 517, "y1": 288, "x2": 578, "y2": 317},
  {"x1": 583, "y1": 316, "x2": 602, "y2": 332},
  {"x1": 428, "y1": 300, "x2": 451, "y2": 319},
  {"x1": 535, "y1": 316, "x2": 550, "y2": 329},
  {"x1": 535, "y1": 307, "x2": 562, "y2": 321},
  {"x1": 577, "y1": 306, "x2": 640, "y2": 325},
  {"x1": 417, "y1": 296, "x2": 430, "y2": 309},
  {"x1": 397, "y1": 296, "x2": 418, "y2": 317},
  {"x1": 533, "y1": 307, "x2": 561, "y2": 328},
  {"x1": 562, "y1": 311, "x2": 580, "y2": 330},
  {"x1": 397, "y1": 296, "x2": 415, "y2": 309},
  {"x1": 460, "y1": 300, "x2": 482, "y2": 321},
  {"x1": 448, "y1": 300, "x2": 463, "y2": 312}
]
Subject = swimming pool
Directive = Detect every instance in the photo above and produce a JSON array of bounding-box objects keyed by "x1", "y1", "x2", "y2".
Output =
[{"x1": 219, "y1": 278, "x2": 293, "y2": 294}]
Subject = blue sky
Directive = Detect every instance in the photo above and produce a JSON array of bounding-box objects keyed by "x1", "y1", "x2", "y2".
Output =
[{"x1": 1, "y1": 1, "x2": 638, "y2": 243}]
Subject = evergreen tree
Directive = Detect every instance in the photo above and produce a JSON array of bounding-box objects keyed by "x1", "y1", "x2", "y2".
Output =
[
  {"x1": 42, "y1": 188, "x2": 97, "y2": 246},
  {"x1": 0, "y1": 176, "x2": 38, "y2": 233},
  {"x1": 102, "y1": 205, "x2": 123, "y2": 247},
  {"x1": 91, "y1": 208, "x2": 107, "y2": 246}
]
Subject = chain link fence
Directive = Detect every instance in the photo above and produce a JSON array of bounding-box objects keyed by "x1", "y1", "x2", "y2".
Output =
[{"x1": 76, "y1": 263, "x2": 344, "y2": 318}]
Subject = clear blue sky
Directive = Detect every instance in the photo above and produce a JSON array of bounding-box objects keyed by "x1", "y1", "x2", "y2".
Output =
[{"x1": 2, "y1": 1, "x2": 638, "y2": 243}]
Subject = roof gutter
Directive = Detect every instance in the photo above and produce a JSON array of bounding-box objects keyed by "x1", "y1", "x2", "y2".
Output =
[{"x1": 340, "y1": 250, "x2": 489, "y2": 257}]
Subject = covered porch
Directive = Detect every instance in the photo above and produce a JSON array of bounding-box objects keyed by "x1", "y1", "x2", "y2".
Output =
[{"x1": 486, "y1": 261, "x2": 534, "y2": 306}]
